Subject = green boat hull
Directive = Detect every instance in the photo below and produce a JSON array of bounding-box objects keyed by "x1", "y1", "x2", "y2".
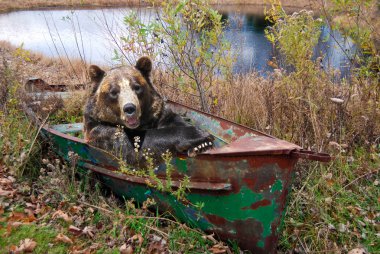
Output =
[{"x1": 36, "y1": 100, "x2": 330, "y2": 253}]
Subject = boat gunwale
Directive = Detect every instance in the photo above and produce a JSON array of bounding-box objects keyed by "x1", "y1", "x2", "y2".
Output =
[
  {"x1": 80, "y1": 162, "x2": 233, "y2": 191},
  {"x1": 43, "y1": 99, "x2": 306, "y2": 157},
  {"x1": 43, "y1": 123, "x2": 301, "y2": 158},
  {"x1": 31, "y1": 98, "x2": 329, "y2": 160},
  {"x1": 166, "y1": 99, "x2": 275, "y2": 139}
]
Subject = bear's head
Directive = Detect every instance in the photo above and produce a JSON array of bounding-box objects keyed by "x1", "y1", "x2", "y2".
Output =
[{"x1": 87, "y1": 57, "x2": 164, "y2": 130}]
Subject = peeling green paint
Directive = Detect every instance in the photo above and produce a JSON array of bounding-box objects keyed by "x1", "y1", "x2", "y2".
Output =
[
  {"x1": 188, "y1": 185, "x2": 278, "y2": 239},
  {"x1": 175, "y1": 157, "x2": 188, "y2": 173},
  {"x1": 271, "y1": 179, "x2": 283, "y2": 193}
]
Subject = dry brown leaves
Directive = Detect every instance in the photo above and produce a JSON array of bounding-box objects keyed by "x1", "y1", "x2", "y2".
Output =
[
  {"x1": 348, "y1": 248, "x2": 368, "y2": 254},
  {"x1": 52, "y1": 210, "x2": 73, "y2": 223},
  {"x1": 9, "y1": 238, "x2": 37, "y2": 253},
  {"x1": 202, "y1": 234, "x2": 232, "y2": 254},
  {"x1": 0, "y1": 174, "x2": 17, "y2": 197},
  {"x1": 119, "y1": 243, "x2": 134, "y2": 254},
  {"x1": 55, "y1": 233, "x2": 73, "y2": 245},
  {"x1": 68, "y1": 225, "x2": 82, "y2": 236}
]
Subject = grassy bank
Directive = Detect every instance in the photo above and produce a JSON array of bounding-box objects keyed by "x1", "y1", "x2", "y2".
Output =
[
  {"x1": 0, "y1": 0, "x2": 319, "y2": 14},
  {"x1": 0, "y1": 0, "x2": 143, "y2": 13}
]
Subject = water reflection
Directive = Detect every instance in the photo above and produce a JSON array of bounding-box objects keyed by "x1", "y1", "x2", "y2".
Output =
[{"x1": 0, "y1": 7, "x2": 355, "y2": 76}]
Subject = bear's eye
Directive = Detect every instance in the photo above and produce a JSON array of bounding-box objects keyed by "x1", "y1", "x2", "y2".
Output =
[
  {"x1": 109, "y1": 87, "x2": 119, "y2": 99},
  {"x1": 133, "y1": 85, "x2": 143, "y2": 94}
]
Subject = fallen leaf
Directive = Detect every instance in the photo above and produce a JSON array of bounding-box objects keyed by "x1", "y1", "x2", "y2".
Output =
[
  {"x1": 69, "y1": 205, "x2": 83, "y2": 214},
  {"x1": 202, "y1": 233, "x2": 218, "y2": 244},
  {"x1": 130, "y1": 234, "x2": 143, "y2": 247},
  {"x1": 7, "y1": 176, "x2": 16, "y2": 182},
  {"x1": 209, "y1": 243, "x2": 227, "y2": 254},
  {"x1": 9, "y1": 221, "x2": 23, "y2": 228},
  {"x1": 330, "y1": 97, "x2": 344, "y2": 104},
  {"x1": 348, "y1": 248, "x2": 367, "y2": 254},
  {"x1": 69, "y1": 225, "x2": 82, "y2": 236},
  {"x1": 15, "y1": 238, "x2": 37, "y2": 253},
  {"x1": 147, "y1": 242, "x2": 164, "y2": 254},
  {"x1": 8, "y1": 211, "x2": 33, "y2": 223},
  {"x1": 9, "y1": 245, "x2": 18, "y2": 252},
  {"x1": 88, "y1": 243, "x2": 101, "y2": 251},
  {"x1": 338, "y1": 223, "x2": 347, "y2": 232},
  {"x1": 25, "y1": 202, "x2": 36, "y2": 209},
  {"x1": 120, "y1": 243, "x2": 133, "y2": 254},
  {"x1": 0, "y1": 187, "x2": 16, "y2": 197},
  {"x1": 82, "y1": 226, "x2": 96, "y2": 238},
  {"x1": 55, "y1": 233, "x2": 73, "y2": 245},
  {"x1": 71, "y1": 248, "x2": 91, "y2": 254},
  {"x1": 52, "y1": 210, "x2": 72, "y2": 223},
  {"x1": 0, "y1": 177, "x2": 13, "y2": 186}
]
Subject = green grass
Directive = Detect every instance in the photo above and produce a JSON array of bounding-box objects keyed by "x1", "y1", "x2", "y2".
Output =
[
  {"x1": 0, "y1": 224, "x2": 67, "y2": 254},
  {"x1": 279, "y1": 152, "x2": 380, "y2": 253}
]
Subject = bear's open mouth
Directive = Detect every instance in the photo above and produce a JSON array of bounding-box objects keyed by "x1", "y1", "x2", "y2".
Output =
[{"x1": 125, "y1": 116, "x2": 140, "y2": 129}]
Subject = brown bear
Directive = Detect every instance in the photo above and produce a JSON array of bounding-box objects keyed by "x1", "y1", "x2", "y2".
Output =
[{"x1": 83, "y1": 57, "x2": 213, "y2": 166}]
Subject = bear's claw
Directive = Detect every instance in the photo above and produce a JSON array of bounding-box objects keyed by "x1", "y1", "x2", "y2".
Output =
[{"x1": 187, "y1": 141, "x2": 213, "y2": 157}]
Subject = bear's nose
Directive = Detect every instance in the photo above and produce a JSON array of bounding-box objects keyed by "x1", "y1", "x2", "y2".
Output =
[{"x1": 123, "y1": 103, "x2": 136, "y2": 115}]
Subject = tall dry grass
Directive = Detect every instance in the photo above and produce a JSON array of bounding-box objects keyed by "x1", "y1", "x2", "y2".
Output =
[
  {"x1": 0, "y1": 41, "x2": 91, "y2": 89},
  {"x1": 0, "y1": 0, "x2": 326, "y2": 14},
  {"x1": 0, "y1": 0, "x2": 145, "y2": 13},
  {"x1": 217, "y1": 71, "x2": 379, "y2": 151},
  {"x1": 0, "y1": 0, "x2": 319, "y2": 14},
  {"x1": 154, "y1": 66, "x2": 379, "y2": 153}
]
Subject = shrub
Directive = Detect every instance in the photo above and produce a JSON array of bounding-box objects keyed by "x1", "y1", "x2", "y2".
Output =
[{"x1": 120, "y1": 0, "x2": 235, "y2": 112}]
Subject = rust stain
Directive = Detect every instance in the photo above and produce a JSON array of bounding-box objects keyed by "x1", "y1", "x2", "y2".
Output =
[
  {"x1": 242, "y1": 199, "x2": 271, "y2": 210},
  {"x1": 205, "y1": 213, "x2": 228, "y2": 226}
]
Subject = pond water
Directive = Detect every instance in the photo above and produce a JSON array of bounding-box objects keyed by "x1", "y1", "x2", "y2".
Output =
[{"x1": 0, "y1": 6, "x2": 355, "y2": 75}]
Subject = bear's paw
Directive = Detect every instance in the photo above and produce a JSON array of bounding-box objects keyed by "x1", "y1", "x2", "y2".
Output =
[{"x1": 187, "y1": 141, "x2": 213, "y2": 157}]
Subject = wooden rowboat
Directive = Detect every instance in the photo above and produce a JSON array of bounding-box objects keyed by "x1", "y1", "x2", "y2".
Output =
[{"x1": 26, "y1": 97, "x2": 331, "y2": 253}]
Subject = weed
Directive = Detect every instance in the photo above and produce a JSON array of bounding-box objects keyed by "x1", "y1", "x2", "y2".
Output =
[
  {"x1": 49, "y1": 91, "x2": 87, "y2": 124},
  {"x1": 0, "y1": 60, "x2": 41, "y2": 177},
  {"x1": 280, "y1": 152, "x2": 379, "y2": 253},
  {"x1": 121, "y1": 0, "x2": 235, "y2": 112}
]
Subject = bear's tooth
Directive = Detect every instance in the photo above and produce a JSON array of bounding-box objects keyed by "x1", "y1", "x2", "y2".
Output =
[
  {"x1": 198, "y1": 145, "x2": 202, "y2": 149},
  {"x1": 209, "y1": 142, "x2": 212, "y2": 146},
  {"x1": 202, "y1": 144, "x2": 205, "y2": 148},
  {"x1": 194, "y1": 147, "x2": 198, "y2": 151}
]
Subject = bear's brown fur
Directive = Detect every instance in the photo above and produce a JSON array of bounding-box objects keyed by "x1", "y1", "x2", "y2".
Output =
[{"x1": 83, "y1": 57, "x2": 213, "y2": 166}]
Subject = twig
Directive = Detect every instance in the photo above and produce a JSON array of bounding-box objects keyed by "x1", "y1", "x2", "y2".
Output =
[
  {"x1": 140, "y1": 223, "x2": 169, "y2": 238},
  {"x1": 287, "y1": 163, "x2": 320, "y2": 212},
  {"x1": 80, "y1": 201, "x2": 114, "y2": 214},
  {"x1": 36, "y1": 211, "x2": 50, "y2": 221},
  {"x1": 124, "y1": 215, "x2": 201, "y2": 234},
  {"x1": 332, "y1": 169, "x2": 379, "y2": 198}
]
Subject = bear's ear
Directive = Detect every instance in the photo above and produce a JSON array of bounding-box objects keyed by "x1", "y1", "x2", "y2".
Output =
[
  {"x1": 135, "y1": 56, "x2": 152, "y2": 76},
  {"x1": 89, "y1": 65, "x2": 105, "y2": 83}
]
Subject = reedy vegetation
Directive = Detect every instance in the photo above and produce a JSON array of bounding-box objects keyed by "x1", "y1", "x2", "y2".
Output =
[{"x1": 119, "y1": 0, "x2": 234, "y2": 112}]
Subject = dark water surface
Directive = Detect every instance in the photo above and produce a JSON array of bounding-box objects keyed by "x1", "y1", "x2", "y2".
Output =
[{"x1": 0, "y1": 6, "x2": 355, "y2": 74}]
